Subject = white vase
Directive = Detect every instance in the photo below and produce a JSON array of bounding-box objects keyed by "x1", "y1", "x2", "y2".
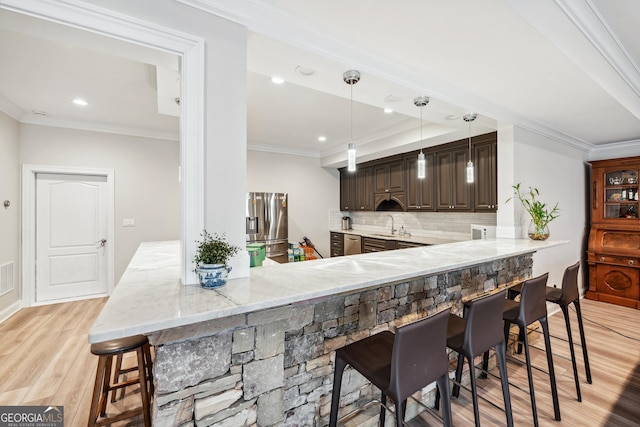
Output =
[{"x1": 197, "y1": 263, "x2": 232, "y2": 289}]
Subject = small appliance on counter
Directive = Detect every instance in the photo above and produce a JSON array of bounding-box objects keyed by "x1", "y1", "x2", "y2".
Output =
[
  {"x1": 471, "y1": 224, "x2": 497, "y2": 240},
  {"x1": 342, "y1": 216, "x2": 352, "y2": 230},
  {"x1": 247, "y1": 243, "x2": 266, "y2": 267}
]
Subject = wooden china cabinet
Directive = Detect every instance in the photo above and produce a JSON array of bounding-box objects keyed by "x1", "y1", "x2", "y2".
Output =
[{"x1": 587, "y1": 156, "x2": 640, "y2": 309}]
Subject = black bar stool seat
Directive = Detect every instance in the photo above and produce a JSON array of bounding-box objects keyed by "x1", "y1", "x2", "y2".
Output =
[{"x1": 329, "y1": 309, "x2": 452, "y2": 427}]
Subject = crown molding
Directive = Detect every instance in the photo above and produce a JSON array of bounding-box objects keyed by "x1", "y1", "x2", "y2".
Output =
[
  {"x1": 247, "y1": 142, "x2": 320, "y2": 158},
  {"x1": 554, "y1": 0, "x2": 640, "y2": 98},
  {"x1": 21, "y1": 115, "x2": 179, "y2": 142},
  {"x1": 0, "y1": 93, "x2": 25, "y2": 121}
]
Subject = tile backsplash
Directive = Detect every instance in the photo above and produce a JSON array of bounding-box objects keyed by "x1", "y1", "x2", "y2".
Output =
[{"x1": 330, "y1": 210, "x2": 496, "y2": 241}]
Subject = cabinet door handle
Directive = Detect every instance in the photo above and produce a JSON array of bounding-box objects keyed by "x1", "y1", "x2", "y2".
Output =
[
  {"x1": 600, "y1": 257, "x2": 605, "y2": 262},
  {"x1": 629, "y1": 260, "x2": 635, "y2": 265}
]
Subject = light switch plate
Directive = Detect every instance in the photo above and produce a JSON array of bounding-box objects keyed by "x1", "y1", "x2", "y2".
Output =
[{"x1": 123, "y1": 218, "x2": 135, "y2": 227}]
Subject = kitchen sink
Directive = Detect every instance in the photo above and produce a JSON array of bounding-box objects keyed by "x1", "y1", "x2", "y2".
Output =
[{"x1": 370, "y1": 233, "x2": 397, "y2": 238}]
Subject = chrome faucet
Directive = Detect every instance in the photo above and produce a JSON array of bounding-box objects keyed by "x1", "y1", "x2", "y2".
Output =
[{"x1": 387, "y1": 215, "x2": 396, "y2": 235}]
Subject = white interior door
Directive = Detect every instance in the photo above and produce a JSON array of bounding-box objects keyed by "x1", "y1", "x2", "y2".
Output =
[{"x1": 35, "y1": 173, "x2": 109, "y2": 302}]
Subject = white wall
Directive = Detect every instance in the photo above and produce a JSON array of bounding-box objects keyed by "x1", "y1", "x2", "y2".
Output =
[
  {"x1": 247, "y1": 150, "x2": 339, "y2": 258},
  {"x1": 20, "y1": 124, "x2": 180, "y2": 283},
  {"x1": 81, "y1": 0, "x2": 249, "y2": 280},
  {"x1": 0, "y1": 112, "x2": 20, "y2": 319},
  {"x1": 509, "y1": 126, "x2": 589, "y2": 290}
]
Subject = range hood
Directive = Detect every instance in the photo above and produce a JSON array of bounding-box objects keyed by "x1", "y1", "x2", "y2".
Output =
[{"x1": 374, "y1": 192, "x2": 405, "y2": 211}]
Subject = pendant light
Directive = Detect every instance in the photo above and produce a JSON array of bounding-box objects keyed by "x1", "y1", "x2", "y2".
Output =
[
  {"x1": 414, "y1": 96, "x2": 430, "y2": 179},
  {"x1": 463, "y1": 113, "x2": 477, "y2": 183},
  {"x1": 344, "y1": 70, "x2": 360, "y2": 172}
]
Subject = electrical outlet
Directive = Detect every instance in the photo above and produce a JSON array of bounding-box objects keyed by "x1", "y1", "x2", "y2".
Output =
[{"x1": 123, "y1": 218, "x2": 135, "y2": 227}]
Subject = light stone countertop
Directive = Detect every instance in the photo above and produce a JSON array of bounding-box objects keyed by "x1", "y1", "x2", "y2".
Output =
[{"x1": 88, "y1": 238, "x2": 567, "y2": 343}]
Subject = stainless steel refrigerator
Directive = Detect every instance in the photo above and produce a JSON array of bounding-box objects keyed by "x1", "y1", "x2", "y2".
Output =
[{"x1": 246, "y1": 192, "x2": 289, "y2": 263}]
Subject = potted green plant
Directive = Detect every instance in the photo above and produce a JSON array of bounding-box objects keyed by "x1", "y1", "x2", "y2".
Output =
[
  {"x1": 508, "y1": 183, "x2": 559, "y2": 240},
  {"x1": 194, "y1": 230, "x2": 240, "y2": 288}
]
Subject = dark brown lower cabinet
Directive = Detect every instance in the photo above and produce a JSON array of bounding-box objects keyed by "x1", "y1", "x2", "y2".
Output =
[
  {"x1": 362, "y1": 237, "x2": 397, "y2": 253},
  {"x1": 330, "y1": 232, "x2": 344, "y2": 257}
]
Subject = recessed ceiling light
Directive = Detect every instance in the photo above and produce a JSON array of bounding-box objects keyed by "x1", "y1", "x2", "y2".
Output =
[
  {"x1": 445, "y1": 114, "x2": 460, "y2": 120},
  {"x1": 318, "y1": 136, "x2": 327, "y2": 142},
  {"x1": 384, "y1": 107, "x2": 393, "y2": 114},
  {"x1": 295, "y1": 65, "x2": 316, "y2": 77},
  {"x1": 31, "y1": 110, "x2": 48, "y2": 117},
  {"x1": 72, "y1": 98, "x2": 88, "y2": 106},
  {"x1": 271, "y1": 76, "x2": 285, "y2": 84},
  {"x1": 384, "y1": 95, "x2": 402, "y2": 103}
]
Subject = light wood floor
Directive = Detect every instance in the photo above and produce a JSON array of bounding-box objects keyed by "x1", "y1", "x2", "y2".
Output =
[{"x1": 0, "y1": 298, "x2": 639, "y2": 426}]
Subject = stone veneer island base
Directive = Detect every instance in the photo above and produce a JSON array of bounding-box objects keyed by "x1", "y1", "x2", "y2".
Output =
[{"x1": 89, "y1": 239, "x2": 565, "y2": 426}]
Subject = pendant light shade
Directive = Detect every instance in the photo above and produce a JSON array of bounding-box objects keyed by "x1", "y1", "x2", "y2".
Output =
[
  {"x1": 417, "y1": 152, "x2": 426, "y2": 179},
  {"x1": 463, "y1": 113, "x2": 477, "y2": 184},
  {"x1": 344, "y1": 70, "x2": 360, "y2": 172},
  {"x1": 414, "y1": 96, "x2": 430, "y2": 179},
  {"x1": 347, "y1": 143, "x2": 356, "y2": 172}
]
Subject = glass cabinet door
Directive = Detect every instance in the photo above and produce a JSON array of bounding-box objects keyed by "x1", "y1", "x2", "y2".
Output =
[{"x1": 604, "y1": 169, "x2": 639, "y2": 219}]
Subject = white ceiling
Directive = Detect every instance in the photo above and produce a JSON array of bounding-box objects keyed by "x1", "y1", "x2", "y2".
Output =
[{"x1": 1, "y1": 0, "x2": 639, "y2": 163}]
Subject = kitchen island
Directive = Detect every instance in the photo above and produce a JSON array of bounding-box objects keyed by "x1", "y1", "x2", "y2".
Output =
[{"x1": 89, "y1": 238, "x2": 566, "y2": 426}]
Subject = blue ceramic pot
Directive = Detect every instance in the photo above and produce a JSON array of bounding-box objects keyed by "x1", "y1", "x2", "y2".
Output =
[{"x1": 197, "y1": 264, "x2": 232, "y2": 289}]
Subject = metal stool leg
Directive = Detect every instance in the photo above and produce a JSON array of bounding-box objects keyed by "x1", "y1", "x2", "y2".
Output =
[
  {"x1": 561, "y1": 304, "x2": 582, "y2": 401},
  {"x1": 495, "y1": 340, "x2": 514, "y2": 427},
  {"x1": 436, "y1": 374, "x2": 453, "y2": 427},
  {"x1": 574, "y1": 299, "x2": 592, "y2": 383},
  {"x1": 466, "y1": 356, "x2": 481, "y2": 427},
  {"x1": 541, "y1": 316, "x2": 561, "y2": 421},
  {"x1": 452, "y1": 353, "x2": 464, "y2": 398},
  {"x1": 522, "y1": 328, "x2": 539, "y2": 427},
  {"x1": 329, "y1": 356, "x2": 347, "y2": 427}
]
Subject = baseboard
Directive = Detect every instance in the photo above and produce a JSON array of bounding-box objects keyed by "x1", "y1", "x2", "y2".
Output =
[{"x1": 0, "y1": 300, "x2": 21, "y2": 324}]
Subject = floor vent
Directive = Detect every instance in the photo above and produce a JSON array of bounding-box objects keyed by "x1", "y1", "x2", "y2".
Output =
[{"x1": 0, "y1": 262, "x2": 14, "y2": 296}]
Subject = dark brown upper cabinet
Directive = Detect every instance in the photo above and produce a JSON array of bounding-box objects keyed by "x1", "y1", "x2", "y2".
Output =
[
  {"x1": 373, "y1": 157, "x2": 405, "y2": 193},
  {"x1": 355, "y1": 166, "x2": 373, "y2": 210},
  {"x1": 339, "y1": 168, "x2": 355, "y2": 211},
  {"x1": 405, "y1": 150, "x2": 436, "y2": 211},
  {"x1": 473, "y1": 133, "x2": 498, "y2": 211},
  {"x1": 338, "y1": 132, "x2": 497, "y2": 213},
  {"x1": 340, "y1": 166, "x2": 373, "y2": 211},
  {"x1": 436, "y1": 142, "x2": 472, "y2": 211}
]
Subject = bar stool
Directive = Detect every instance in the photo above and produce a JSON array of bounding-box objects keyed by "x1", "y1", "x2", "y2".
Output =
[
  {"x1": 545, "y1": 261, "x2": 592, "y2": 400},
  {"x1": 329, "y1": 309, "x2": 452, "y2": 427},
  {"x1": 88, "y1": 335, "x2": 152, "y2": 427},
  {"x1": 442, "y1": 291, "x2": 514, "y2": 427},
  {"x1": 500, "y1": 273, "x2": 561, "y2": 426},
  {"x1": 111, "y1": 345, "x2": 154, "y2": 403}
]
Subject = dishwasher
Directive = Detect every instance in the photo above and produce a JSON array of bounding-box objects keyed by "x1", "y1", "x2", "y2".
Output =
[{"x1": 343, "y1": 234, "x2": 362, "y2": 255}]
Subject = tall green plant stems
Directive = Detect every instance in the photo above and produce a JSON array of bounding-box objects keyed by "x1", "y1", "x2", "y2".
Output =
[{"x1": 508, "y1": 183, "x2": 560, "y2": 231}]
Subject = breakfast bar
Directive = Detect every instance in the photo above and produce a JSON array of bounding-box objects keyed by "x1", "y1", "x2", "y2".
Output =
[{"x1": 89, "y1": 238, "x2": 566, "y2": 426}]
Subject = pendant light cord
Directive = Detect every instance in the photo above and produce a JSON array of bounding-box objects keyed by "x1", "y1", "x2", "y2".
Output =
[
  {"x1": 468, "y1": 118, "x2": 471, "y2": 158},
  {"x1": 350, "y1": 83, "x2": 353, "y2": 143},
  {"x1": 420, "y1": 103, "x2": 423, "y2": 154}
]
